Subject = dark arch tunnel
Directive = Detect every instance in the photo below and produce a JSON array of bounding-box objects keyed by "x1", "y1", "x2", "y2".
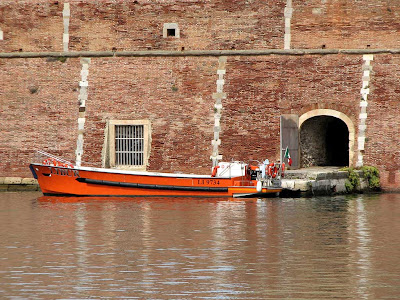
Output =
[{"x1": 300, "y1": 116, "x2": 349, "y2": 167}]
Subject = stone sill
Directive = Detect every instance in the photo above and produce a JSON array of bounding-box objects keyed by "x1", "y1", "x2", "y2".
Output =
[{"x1": 0, "y1": 177, "x2": 40, "y2": 192}]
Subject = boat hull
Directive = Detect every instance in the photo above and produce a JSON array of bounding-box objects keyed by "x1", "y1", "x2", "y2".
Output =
[{"x1": 29, "y1": 164, "x2": 281, "y2": 198}]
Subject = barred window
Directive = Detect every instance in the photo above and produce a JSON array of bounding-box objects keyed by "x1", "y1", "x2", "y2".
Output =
[
  {"x1": 115, "y1": 125, "x2": 144, "y2": 166},
  {"x1": 108, "y1": 120, "x2": 150, "y2": 169}
]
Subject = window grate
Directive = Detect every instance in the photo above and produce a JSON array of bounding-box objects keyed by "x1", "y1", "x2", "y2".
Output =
[{"x1": 115, "y1": 125, "x2": 144, "y2": 166}]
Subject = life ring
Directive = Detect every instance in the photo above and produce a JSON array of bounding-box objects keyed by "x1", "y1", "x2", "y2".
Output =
[
  {"x1": 271, "y1": 165, "x2": 278, "y2": 178},
  {"x1": 281, "y1": 163, "x2": 285, "y2": 178},
  {"x1": 267, "y1": 163, "x2": 274, "y2": 177},
  {"x1": 211, "y1": 165, "x2": 219, "y2": 177},
  {"x1": 43, "y1": 158, "x2": 57, "y2": 166},
  {"x1": 59, "y1": 162, "x2": 73, "y2": 168},
  {"x1": 42, "y1": 159, "x2": 73, "y2": 168}
]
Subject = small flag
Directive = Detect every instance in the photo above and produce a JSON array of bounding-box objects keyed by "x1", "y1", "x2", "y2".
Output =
[{"x1": 284, "y1": 147, "x2": 292, "y2": 166}]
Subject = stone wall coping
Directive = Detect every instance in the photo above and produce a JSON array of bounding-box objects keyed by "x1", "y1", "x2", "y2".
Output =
[{"x1": 1, "y1": 49, "x2": 400, "y2": 59}]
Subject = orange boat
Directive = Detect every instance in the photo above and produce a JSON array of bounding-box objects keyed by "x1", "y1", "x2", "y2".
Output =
[{"x1": 29, "y1": 155, "x2": 284, "y2": 198}]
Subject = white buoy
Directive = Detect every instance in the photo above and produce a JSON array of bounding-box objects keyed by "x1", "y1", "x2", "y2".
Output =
[{"x1": 256, "y1": 181, "x2": 262, "y2": 192}]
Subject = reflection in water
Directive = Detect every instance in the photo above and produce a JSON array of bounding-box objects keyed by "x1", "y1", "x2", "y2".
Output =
[
  {"x1": 349, "y1": 196, "x2": 372, "y2": 299},
  {"x1": 0, "y1": 192, "x2": 400, "y2": 298}
]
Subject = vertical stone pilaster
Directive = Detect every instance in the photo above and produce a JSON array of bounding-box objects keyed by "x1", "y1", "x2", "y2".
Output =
[
  {"x1": 356, "y1": 54, "x2": 373, "y2": 167},
  {"x1": 0, "y1": 29, "x2": 3, "y2": 41},
  {"x1": 63, "y1": 3, "x2": 70, "y2": 52},
  {"x1": 210, "y1": 56, "x2": 227, "y2": 168},
  {"x1": 75, "y1": 58, "x2": 90, "y2": 167},
  {"x1": 284, "y1": 0, "x2": 293, "y2": 50}
]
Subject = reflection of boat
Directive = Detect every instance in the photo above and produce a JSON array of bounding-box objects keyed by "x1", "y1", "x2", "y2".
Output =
[
  {"x1": 30, "y1": 156, "x2": 284, "y2": 198},
  {"x1": 36, "y1": 196, "x2": 251, "y2": 204}
]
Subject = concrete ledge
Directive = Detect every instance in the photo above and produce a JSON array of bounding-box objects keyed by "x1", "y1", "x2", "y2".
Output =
[
  {"x1": 4, "y1": 177, "x2": 23, "y2": 185},
  {"x1": 0, "y1": 177, "x2": 39, "y2": 192},
  {"x1": 282, "y1": 168, "x2": 375, "y2": 197}
]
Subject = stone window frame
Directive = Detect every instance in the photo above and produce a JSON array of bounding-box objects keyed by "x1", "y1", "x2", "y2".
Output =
[
  {"x1": 108, "y1": 119, "x2": 151, "y2": 170},
  {"x1": 163, "y1": 23, "x2": 180, "y2": 38}
]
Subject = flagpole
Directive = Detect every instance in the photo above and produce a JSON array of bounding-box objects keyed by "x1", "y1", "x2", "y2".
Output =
[
  {"x1": 279, "y1": 117, "x2": 283, "y2": 164},
  {"x1": 283, "y1": 146, "x2": 288, "y2": 164}
]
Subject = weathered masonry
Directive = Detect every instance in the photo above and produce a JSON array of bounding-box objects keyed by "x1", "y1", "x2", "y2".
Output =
[{"x1": 0, "y1": 0, "x2": 399, "y2": 191}]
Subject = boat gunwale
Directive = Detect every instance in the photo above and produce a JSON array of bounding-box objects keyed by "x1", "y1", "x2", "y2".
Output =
[{"x1": 29, "y1": 163, "x2": 244, "y2": 179}]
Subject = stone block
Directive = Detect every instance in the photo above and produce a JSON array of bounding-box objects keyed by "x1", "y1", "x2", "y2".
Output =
[
  {"x1": 284, "y1": 7, "x2": 293, "y2": 17},
  {"x1": 218, "y1": 56, "x2": 227, "y2": 63},
  {"x1": 330, "y1": 179, "x2": 347, "y2": 193},
  {"x1": 282, "y1": 180, "x2": 295, "y2": 189},
  {"x1": 363, "y1": 54, "x2": 374, "y2": 61},
  {"x1": 63, "y1": 18, "x2": 69, "y2": 28},
  {"x1": 212, "y1": 92, "x2": 226, "y2": 99},
  {"x1": 359, "y1": 113, "x2": 367, "y2": 119},
  {"x1": 362, "y1": 75, "x2": 370, "y2": 81},
  {"x1": 63, "y1": 33, "x2": 69, "y2": 43},
  {"x1": 4, "y1": 177, "x2": 22, "y2": 185},
  {"x1": 21, "y1": 178, "x2": 38, "y2": 185},
  {"x1": 80, "y1": 58, "x2": 91, "y2": 65},
  {"x1": 294, "y1": 180, "x2": 310, "y2": 191},
  {"x1": 334, "y1": 171, "x2": 349, "y2": 179}
]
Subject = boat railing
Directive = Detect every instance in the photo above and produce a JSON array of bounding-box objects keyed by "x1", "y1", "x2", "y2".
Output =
[
  {"x1": 36, "y1": 150, "x2": 74, "y2": 165},
  {"x1": 35, "y1": 150, "x2": 101, "y2": 168}
]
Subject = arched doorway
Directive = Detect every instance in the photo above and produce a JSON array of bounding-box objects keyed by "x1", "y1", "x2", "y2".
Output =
[
  {"x1": 299, "y1": 109, "x2": 355, "y2": 168},
  {"x1": 300, "y1": 116, "x2": 349, "y2": 167}
]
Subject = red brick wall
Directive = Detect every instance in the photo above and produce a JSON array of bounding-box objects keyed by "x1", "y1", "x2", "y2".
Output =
[
  {"x1": 68, "y1": 0, "x2": 286, "y2": 51},
  {"x1": 222, "y1": 55, "x2": 362, "y2": 163},
  {"x1": 0, "y1": 0, "x2": 63, "y2": 52},
  {"x1": 0, "y1": 0, "x2": 286, "y2": 52},
  {"x1": 0, "y1": 0, "x2": 400, "y2": 190},
  {"x1": 83, "y1": 56, "x2": 217, "y2": 173},
  {"x1": 2, "y1": 1, "x2": 400, "y2": 53},
  {"x1": 366, "y1": 55, "x2": 400, "y2": 189},
  {"x1": 0, "y1": 57, "x2": 79, "y2": 177},
  {"x1": 1, "y1": 54, "x2": 399, "y2": 189},
  {"x1": 292, "y1": 0, "x2": 400, "y2": 49}
]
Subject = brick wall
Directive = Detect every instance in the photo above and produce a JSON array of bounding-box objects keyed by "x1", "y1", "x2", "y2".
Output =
[
  {"x1": 2, "y1": 1, "x2": 400, "y2": 53},
  {"x1": 366, "y1": 54, "x2": 400, "y2": 189},
  {"x1": 291, "y1": 0, "x2": 400, "y2": 49},
  {"x1": 0, "y1": 0, "x2": 63, "y2": 52},
  {"x1": 0, "y1": 55, "x2": 399, "y2": 189},
  {"x1": 0, "y1": 0, "x2": 400, "y2": 190},
  {"x1": 0, "y1": 0, "x2": 286, "y2": 52},
  {"x1": 0, "y1": 57, "x2": 79, "y2": 177},
  {"x1": 83, "y1": 56, "x2": 217, "y2": 173}
]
